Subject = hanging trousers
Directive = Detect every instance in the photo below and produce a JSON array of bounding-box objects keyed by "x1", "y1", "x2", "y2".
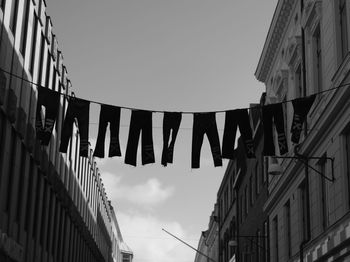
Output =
[
  {"x1": 161, "y1": 112, "x2": 182, "y2": 166},
  {"x1": 36, "y1": 86, "x2": 60, "y2": 145},
  {"x1": 94, "y1": 105, "x2": 121, "y2": 158},
  {"x1": 222, "y1": 109, "x2": 255, "y2": 159},
  {"x1": 192, "y1": 112, "x2": 222, "y2": 169},
  {"x1": 262, "y1": 103, "x2": 288, "y2": 156},
  {"x1": 125, "y1": 110, "x2": 155, "y2": 166},
  {"x1": 60, "y1": 98, "x2": 90, "y2": 157},
  {"x1": 291, "y1": 94, "x2": 316, "y2": 144}
]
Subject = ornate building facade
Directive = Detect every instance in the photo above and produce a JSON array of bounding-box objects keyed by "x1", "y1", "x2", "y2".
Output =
[
  {"x1": 255, "y1": 0, "x2": 350, "y2": 261},
  {"x1": 0, "y1": 0, "x2": 131, "y2": 261}
]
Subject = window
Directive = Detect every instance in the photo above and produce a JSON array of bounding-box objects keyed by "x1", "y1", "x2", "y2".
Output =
[
  {"x1": 45, "y1": 51, "x2": 51, "y2": 88},
  {"x1": 250, "y1": 176, "x2": 254, "y2": 205},
  {"x1": 285, "y1": 201, "x2": 291, "y2": 258},
  {"x1": 37, "y1": 33, "x2": 45, "y2": 85},
  {"x1": 340, "y1": 0, "x2": 349, "y2": 59},
  {"x1": 295, "y1": 64, "x2": 303, "y2": 98},
  {"x1": 255, "y1": 162, "x2": 260, "y2": 195},
  {"x1": 9, "y1": 0, "x2": 19, "y2": 34},
  {"x1": 300, "y1": 181, "x2": 309, "y2": 241},
  {"x1": 256, "y1": 230, "x2": 261, "y2": 262},
  {"x1": 29, "y1": 13, "x2": 38, "y2": 75},
  {"x1": 245, "y1": 186, "x2": 248, "y2": 215},
  {"x1": 313, "y1": 25, "x2": 322, "y2": 93},
  {"x1": 346, "y1": 132, "x2": 350, "y2": 207},
  {"x1": 263, "y1": 156, "x2": 268, "y2": 183},
  {"x1": 317, "y1": 156, "x2": 328, "y2": 230},
  {"x1": 263, "y1": 221, "x2": 269, "y2": 262},
  {"x1": 20, "y1": 0, "x2": 30, "y2": 55},
  {"x1": 0, "y1": 0, "x2": 5, "y2": 12},
  {"x1": 273, "y1": 216, "x2": 278, "y2": 262}
]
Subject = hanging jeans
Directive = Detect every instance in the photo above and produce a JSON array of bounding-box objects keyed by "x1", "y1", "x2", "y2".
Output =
[
  {"x1": 60, "y1": 98, "x2": 90, "y2": 157},
  {"x1": 291, "y1": 94, "x2": 316, "y2": 144},
  {"x1": 125, "y1": 110, "x2": 155, "y2": 166},
  {"x1": 222, "y1": 109, "x2": 255, "y2": 159},
  {"x1": 36, "y1": 86, "x2": 60, "y2": 145},
  {"x1": 94, "y1": 105, "x2": 121, "y2": 158},
  {"x1": 192, "y1": 112, "x2": 222, "y2": 169},
  {"x1": 262, "y1": 103, "x2": 288, "y2": 156},
  {"x1": 161, "y1": 112, "x2": 182, "y2": 166}
]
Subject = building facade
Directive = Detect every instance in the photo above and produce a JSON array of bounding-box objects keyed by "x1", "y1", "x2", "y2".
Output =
[
  {"x1": 234, "y1": 103, "x2": 269, "y2": 262},
  {"x1": 216, "y1": 97, "x2": 269, "y2": 262},
  {"x1": 255, "y1": 0, "x2": 350, "y2": 261},
  {"x1": 0, "y1": 0, "x2": 131, "y2": 261},
  {"x1": 194, "y1": 205, "x2": 219, "y2": 262}
]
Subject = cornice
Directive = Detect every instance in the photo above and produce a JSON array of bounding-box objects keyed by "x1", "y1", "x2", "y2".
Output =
[{"x1": 255, "y1": 0, "x2": 297, "y2": 83}]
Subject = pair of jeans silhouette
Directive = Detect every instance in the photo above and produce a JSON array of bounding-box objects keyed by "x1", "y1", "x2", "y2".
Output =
[
  {"x1": 262, "y1": 103, "x2": 288, "y2": 156},
  {"x1": 93, "y1": 105, "x2": 121, "y2": 158},
  {"x1": 222, "y1": 109, "x2": 255, "y2": 159},
  {"x1": 192, "y1": 112, "x2": 222, "y2": 169},
  {"x1": 60, "y1": 97, "x2": 90, "y2": 157},
  {"x1": 291, "y1": 95, "x2": 316, "y2": 144},
  {"x1": 36, "y1": 86, "x2": 60, "y2": 145},
  {"x1": 125, "y1": 110, "x2": 155, "y2": 166},
  {"x1": 162, "y1": 112, "x2": 182, "y2": 166}
]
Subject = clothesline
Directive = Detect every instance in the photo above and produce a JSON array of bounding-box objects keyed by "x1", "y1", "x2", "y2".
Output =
[{"x1": 0, "y1": 67, "x2": 349, "y2": 114}]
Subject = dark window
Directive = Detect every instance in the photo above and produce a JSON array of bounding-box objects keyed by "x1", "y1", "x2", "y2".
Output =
[
  {"x1": 300, "y1": 181, "x2": 309, "y2": 241},
  {"x1": 16, "y1": 144, "x2": 26, "y2": 222},
  {"x1": 250, "y1": 176, "x2": 254, "y2": 205},
  {"x1": 318, "y1": 156, "x2": 328, "y2": 230},
  {"x1": 0, "y1": 0, "x2": 6, "y2": 12},
  {"x1": 20, "y1": 0, "x2": 30, "y2": 55},
  {"x1": 25, "y1": 159, "x2": 34, "y2": 231},
  {"x1": 255, "y1": 162, "x2": 260, "y2": 195},
  {"x1": 295, "y1": 64, "x2": 303, "y2": 98},
  {"x1": 273, "y1": 216, "x2": 278, "y2": 262},
  {"x1": 29, "y1": 13, "x2": 38, "y2": 75},
  {"x1": 285, "y1": 201, "x2": 291, "y2": 258},
  {"x1": 263, "y1": 221, "x2": 269, "y2": 262},
  {"x1": 45, "y1": 51, "x2": 51, "y2": 88},
  {"x1": 340, "y1": 0, "x2": 349, "y2": 59},
  {"x1": 346, "y1": 132, "x2": 350, "y2": 207},
  {"x1": 245, "y1": 186, "x2": 248, "y2": 215},
  {"x1": 9, "y1": 0, "x2": 19, "y2": 34},
  {"x1": 313, "y1": 25, "x2": 322, "y2": 92},
  {"x1": 6, "y1": 128, "x2": 17, "y2": 212},
  {"x1": 37, "y1": 33, "x2": 45, "y2": 85}
]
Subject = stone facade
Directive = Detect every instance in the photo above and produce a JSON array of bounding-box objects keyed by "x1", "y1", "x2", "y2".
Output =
[{"x1": 255, "y1": 0, "x2": 350, "y2": 261}]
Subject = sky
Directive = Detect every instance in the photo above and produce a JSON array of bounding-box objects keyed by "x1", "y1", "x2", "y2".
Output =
[{"x1": 46, "y1": 1, "x2": 278, "y2": 261}]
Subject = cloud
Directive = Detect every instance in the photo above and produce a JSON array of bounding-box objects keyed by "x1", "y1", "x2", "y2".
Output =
[
  {"x1": 101, "y1": 172, "x2": 175, "y2": 206},
  {"x1": 117, "y1": 211, "x2": 198, "y2": 262}
]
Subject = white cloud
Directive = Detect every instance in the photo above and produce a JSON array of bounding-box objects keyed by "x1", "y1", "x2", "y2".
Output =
[
  {"x1": 117, "y1": 211, "x2": 198, "y2": 262},
  {"x1": 101, "y1": 172, "x2": 175, "y2": 206}
]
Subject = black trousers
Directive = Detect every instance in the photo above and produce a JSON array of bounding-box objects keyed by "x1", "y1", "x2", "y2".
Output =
[
  {"x1": 162, "y1": 112, "x2": 182, "y2": 166},
  {"x1": 222, "y1": 109, "x2": 255, "y2": 159},
  {"x1": 192, "y1": 112, "x2": 222, "y2": 169},
  {"x1": 60, "y1": 98, "x2": 90, "y2": 157},
  {"x1": 291, "y1": 94, "x2": 316, "y2": 144},
  {"x1": 36, "y1": 86, "x2": 60, "y2": 145},
  {"x1": 125, "y1": 110, "x2": 155, "y2": 166},
  {"x1": 94, "y1": 105, "x2": 121, "y2": 158},
  {"x1": 262, "y1": 103, "x2": 288, "y2": 156}
]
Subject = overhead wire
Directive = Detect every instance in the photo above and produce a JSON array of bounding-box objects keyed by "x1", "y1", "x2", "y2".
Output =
[{"x1": 1, "y1": 67, "x2": 349, "y2": 114}]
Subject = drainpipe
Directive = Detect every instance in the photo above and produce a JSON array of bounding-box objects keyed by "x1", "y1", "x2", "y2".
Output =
[{"x1": 299, "y1": 0, "x2": 311, "y2": 261}]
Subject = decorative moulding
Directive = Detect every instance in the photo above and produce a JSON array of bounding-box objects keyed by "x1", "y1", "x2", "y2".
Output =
[
  {"x1": 273, "y1": 69, "x2": 289, "y2": 101},
  {"x1": 255, "y1": 0, "x2": 297, "y2": 82},
  {"x1": 302, "y1": 0, "x2": 322, "y2": 30},
  {"x1": 285, "y1": 35, "x2": 302, "y2": 70}
]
